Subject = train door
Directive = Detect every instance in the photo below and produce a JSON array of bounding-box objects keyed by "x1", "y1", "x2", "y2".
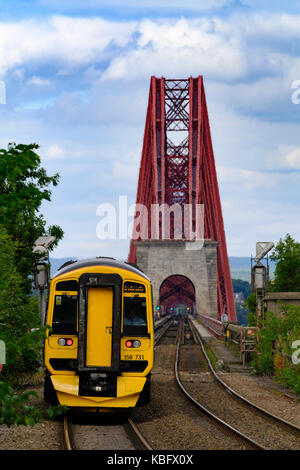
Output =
[
  {"x1": 77, "y1": 273, "x2": 122, "y2": 397},
  {"x1": 86, "y1": 287, "x2": 113, "y2": 367}
]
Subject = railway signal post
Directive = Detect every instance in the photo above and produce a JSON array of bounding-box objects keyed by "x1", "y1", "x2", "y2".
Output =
[
  {"x1": 251, "y1": 242, "x2": 274, "y2": 328},
  {"x1": 33, "y1": 236, "x2": 56, "y2": 325}
]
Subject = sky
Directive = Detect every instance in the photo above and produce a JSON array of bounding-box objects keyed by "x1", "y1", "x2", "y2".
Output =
[{"x1": 0, "y1": 0, "x2": 300, "y2": 259}]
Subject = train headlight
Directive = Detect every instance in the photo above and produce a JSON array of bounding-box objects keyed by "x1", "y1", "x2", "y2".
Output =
[{"x1": 125, "y1": 340, "x2": 141, "y2": 348}]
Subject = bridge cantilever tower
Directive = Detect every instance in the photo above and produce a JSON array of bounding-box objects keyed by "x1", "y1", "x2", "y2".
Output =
[{"x1": 128, "y1": 76, "x2": 236, "y2": 322}]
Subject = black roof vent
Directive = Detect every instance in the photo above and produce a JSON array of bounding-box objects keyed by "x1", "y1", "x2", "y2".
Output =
[
  {"x1": 125, "y1": 261, "x2": 144, "y2": 273},
  {"x1": 58, "y1": 260, "x2": 77, "y2": 271}
]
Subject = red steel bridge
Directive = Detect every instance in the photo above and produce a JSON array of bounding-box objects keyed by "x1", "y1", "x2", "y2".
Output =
[{"x1": 128, "y1": 76, "x2": 236, "y2": 322}]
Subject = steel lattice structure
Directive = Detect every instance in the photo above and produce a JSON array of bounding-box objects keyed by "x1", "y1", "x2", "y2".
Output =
[{"x1": 128, "y1": 76, "x2": 236, "y2": 321}]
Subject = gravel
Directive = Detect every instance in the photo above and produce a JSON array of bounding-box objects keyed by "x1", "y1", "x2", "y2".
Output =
[
  {"x1": 0, "y1": 385, "x2": 63, "y2": 450},
  {"x1": 1, "y1": 327, "x2": 299, "y2": 450},
  {"x1": 132, "y1": 343, "x2": 251, "y2": 450},
  {"x1": 219, "y1": 372, "x2": 300, "y2": 429},
  {"x1": 179, "y1": 344, "x2": 300, "y2": 450}
]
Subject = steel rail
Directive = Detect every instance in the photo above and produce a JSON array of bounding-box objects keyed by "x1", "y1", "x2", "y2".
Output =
[
  {"x1": 63, "y1": 413, "x2": 153, "y2": 451},
  {"x1": 154, "y1": 319, "x2": 173, "y2": 346},
  {"x1": 63, "y1": 416, "x2": 72, "y2": 450},
  {"x1": 189, "y1": 319, "x2": 300, "y2": 437},
  {"x1": 127, "y1": 417, "x2": 153, "y2": 450},
  {"x1": 175, "y1": 321, "x2": 267, "y2": 450}
]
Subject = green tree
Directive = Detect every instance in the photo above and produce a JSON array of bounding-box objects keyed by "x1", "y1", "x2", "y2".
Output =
[
  {"x1": 0, "y1": 226, "x2": 44, "y2": 380},
  {"x1": 0, "y1": 144, "x2": 66, "y2": 425},
  {"x1": 0, "y1": 143, "x2": 63, "y2": 294},
  {"x1": 243, "y1": 292, "x2": 257, "y2": 326},
  {"x1": 270, "y1": 234, "x2": 300, "y2": 292},
  {"x1": 232, "y1": 279, "x2": 251, "y2": 298}
]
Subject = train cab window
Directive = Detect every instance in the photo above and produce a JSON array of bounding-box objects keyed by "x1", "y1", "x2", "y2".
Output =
[
  {"x1": 55, "y1": 280, "x2": 78, "y2": 291},
  {"x1": 123, "y1": 297, "x2": 147, "y2": 336},
  {"x1": 52, "y1": 294, "x2": 77, "y2": 334}
]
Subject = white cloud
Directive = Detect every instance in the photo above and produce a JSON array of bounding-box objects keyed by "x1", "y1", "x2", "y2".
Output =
[
  {"x1": 0, "y1": 16, "x2": 136, "y2": 74},
  {"x1": 217, "y1": 165, "x2": 276, "y2": 189},
  {"x1": 27, "y1": 76, "x2": 53, "y2": 87},
  {"x1": 102, "y1": 18, "x2": 246, "y2": 81},
  {"x1": 45, "y1": 144, "x2": 65, "y2": 159},
  {"x1": 279, "y1": 146, "x2": 300, "y2": 169}
]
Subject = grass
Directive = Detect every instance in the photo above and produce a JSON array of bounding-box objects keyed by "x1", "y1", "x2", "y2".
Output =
[{"x1": 204, "y1": 344, "x2": 218, "y2": 369}]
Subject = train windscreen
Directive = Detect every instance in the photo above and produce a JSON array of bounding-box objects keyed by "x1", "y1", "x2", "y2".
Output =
[
  {"x1": 123, "y1": 297, "x2": 148, "y2": 336},
  {"x1": 52, "y1": 294, "x2": 77, "y2": 334}
]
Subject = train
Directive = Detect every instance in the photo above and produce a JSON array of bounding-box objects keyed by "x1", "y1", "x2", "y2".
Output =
[{"x1": 43, "y1": 257, "x2": 154, "y2": 410}]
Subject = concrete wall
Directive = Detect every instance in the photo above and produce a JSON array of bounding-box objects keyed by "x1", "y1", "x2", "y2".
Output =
[
  {"x1": 264, "y1": 292, "x2": 300, "y2": 315},
  {"x1": 135, "y1": 239, "x2": 219, "y2": 318}
]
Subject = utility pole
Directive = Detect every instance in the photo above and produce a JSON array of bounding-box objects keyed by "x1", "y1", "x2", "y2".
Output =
[
  {"x1": 33, "y1": 236, "x2": 56, "y2": 325},
  {"x1": 251, "y1": 242, "x2": 274, "y2": 328}
]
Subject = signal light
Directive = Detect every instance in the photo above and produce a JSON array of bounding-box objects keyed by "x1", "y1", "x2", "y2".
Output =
[
  {"x1": 125, "y1": 340, "x2": 141, "y2": 348},
  {"x1": 58, "y1": 338, "x2": 74, "y2": 346}
]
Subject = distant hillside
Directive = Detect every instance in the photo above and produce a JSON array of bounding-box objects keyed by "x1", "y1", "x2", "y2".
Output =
[
  {"x1": 229, "y1": 257, "x2": 276, "y2": 282},
  {"x1": 50, "y1": 256, "x2": 275, "y2": 282}
]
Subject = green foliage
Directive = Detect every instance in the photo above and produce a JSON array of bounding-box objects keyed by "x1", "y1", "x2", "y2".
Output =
[
  {"x1": 252, "y1": 305, "x2": 300, "y2": 394},
  {"x1": 232, "y1": 278, "x2": 251, "y2": 298},
  {"x1": 243, "y1": 292, "x2": 257, "y2": 326},
  {"x1": 235, "y1": 303, "x2": 249, "y2": 326},
  {"x1": 270, "y1": 234, "x2": 300, "y2": 292},
  {"x1": 0, "y1": 143, "x2": 65, "y2": 426},
  {"x1": 252, "y1": 311, "x2": 279, "y2": 375},
  {"x1": 232, "y1": 278, "x2": 252, "y2": 325},
  {"x1": 0, "y1": 227, "x2": 45, "y2": 379},
  {"x1": 0, "y1": 143, "x2": 63, "y2": 294},
  {"x1": 0, "y1": 381, "x2": 66, "y2": 427}
]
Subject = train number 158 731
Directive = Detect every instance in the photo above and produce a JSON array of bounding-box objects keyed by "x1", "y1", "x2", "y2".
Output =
[{"x1": 124, "y1": 354, "x2": 145, "y2": 360}]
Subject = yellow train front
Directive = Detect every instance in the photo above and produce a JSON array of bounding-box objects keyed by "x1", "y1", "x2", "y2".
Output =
[{"x1": 44, "y1": 258, "x2": 154, "y2": 410}]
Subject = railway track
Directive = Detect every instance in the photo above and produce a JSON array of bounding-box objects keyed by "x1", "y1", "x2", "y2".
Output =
[
  {"x1": 61, "y1": 320, "x2": 175, "y2": 451},
  {"x1": 189, "y1": 318, "x2": 300, "y2": 435},
  {"x1": 178, "y1": 318, "x2": 300, "y2": 450},
  {"x1": 154, "y1": 318, "x2": 174, "y2": 345},
  {"x1": 63, "y1": 411, "x2": 153, "y2": 450},
  {"x1": 175, "y1": 320, "x2": 266, "y2": 450}
]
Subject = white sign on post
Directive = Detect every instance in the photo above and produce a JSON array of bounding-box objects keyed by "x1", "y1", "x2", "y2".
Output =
[{"x1": 255, "y1": 242, "x2": 274, "y2": 262}]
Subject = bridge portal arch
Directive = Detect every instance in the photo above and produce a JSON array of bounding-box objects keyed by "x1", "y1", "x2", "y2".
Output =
[
  {"x1": 134, "y1": 239, "x2": 219, "y2": 318},
  {"x1": 159, "y1": 275, "x2": 195, "y2": 314}
]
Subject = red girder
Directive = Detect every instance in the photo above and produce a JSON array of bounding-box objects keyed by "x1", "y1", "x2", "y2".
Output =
[{"x1": 128, "y1": 76, "x2": 236, "y2": 321}]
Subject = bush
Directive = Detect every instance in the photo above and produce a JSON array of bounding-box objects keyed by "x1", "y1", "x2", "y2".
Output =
[
  {"x1": 0, "y1": 228, "x2": 46, "y2": 383},
  {"x1": 252, "y1": 305, "x2": 300, "y2": 394}
]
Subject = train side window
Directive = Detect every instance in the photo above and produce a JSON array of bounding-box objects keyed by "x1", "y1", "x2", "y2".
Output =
[
  {"x1": 52, "y1": 294, "x2": 77, "y2": 334},
  {"x1": 123, "y1": 297, "x2": 148, "y2": 336}
]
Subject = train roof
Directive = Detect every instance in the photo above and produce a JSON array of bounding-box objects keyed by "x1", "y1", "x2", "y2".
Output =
[{"x1": 52, "y1": 257, "x2": 150, "y2": 281}]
